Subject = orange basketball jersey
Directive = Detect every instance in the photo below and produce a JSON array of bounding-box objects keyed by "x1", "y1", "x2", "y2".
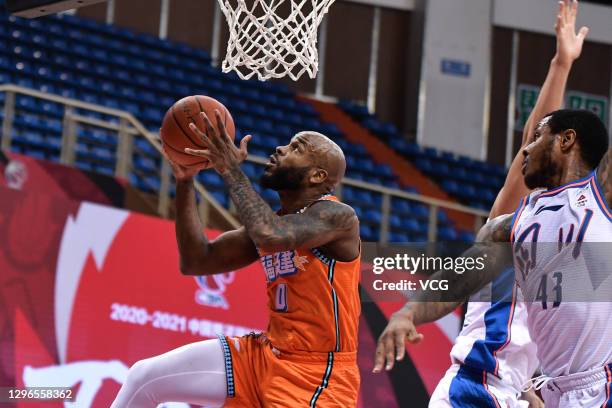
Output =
[{"x1": 258, "y1": 195, "x2": 361, "y2": 354}]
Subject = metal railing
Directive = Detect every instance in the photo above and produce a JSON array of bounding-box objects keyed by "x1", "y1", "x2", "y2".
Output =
[
  {"x1": 0, "y1": 84, "x2": 239, "y2": 229},
  {"x1": 0, "y1": 84, "x2": 490, "y2": 241}
]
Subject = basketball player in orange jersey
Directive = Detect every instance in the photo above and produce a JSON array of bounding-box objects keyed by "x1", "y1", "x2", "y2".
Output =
[{"x1": 111, "y1": 110, "x2": 361, "y2": 407}]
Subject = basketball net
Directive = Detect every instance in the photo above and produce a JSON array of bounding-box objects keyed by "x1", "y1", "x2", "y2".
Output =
[{"x1": 217, "y1": 0, "x2": 335, "y2": 81}]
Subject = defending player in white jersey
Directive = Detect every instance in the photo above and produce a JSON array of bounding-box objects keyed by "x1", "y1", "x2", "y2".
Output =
[
  {"x1": 377, "y1": 105, "x2": 612, "y2": 408},
  {"x1": 374, "y1": 1, "x2": 590, "y2": 407},
  {"x1": 377, "y1": 76, "x2": 612, "y2": 408}
]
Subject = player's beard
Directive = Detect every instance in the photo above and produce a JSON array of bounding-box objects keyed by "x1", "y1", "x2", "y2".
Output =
[
  {"x1": 524, "y1": 141, "x2": 561, "y2": 190},
  {"x1": 260, "y1": 165, "x2": 310, "y2": 191}
]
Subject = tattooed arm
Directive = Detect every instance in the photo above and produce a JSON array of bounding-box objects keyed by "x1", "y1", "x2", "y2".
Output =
[
  {"x1": 221, "y1": 167, "x2": 358, "y2": 253},
  {"x1": 175, "y1": 179, "x2": 259, "y2": 276},
  {"x1": 161, "y1": 146, "x2": 260, "y2": 276},
  {"x1": 373, "y1": 214, "x2": 514, "y2": 372}
]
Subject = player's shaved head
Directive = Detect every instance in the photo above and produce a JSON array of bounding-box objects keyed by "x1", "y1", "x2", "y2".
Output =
[
  {"x1": 260, "y1": 131, "x2": 347, "y2": 192},
  {"x1": 294, "y1": 131, "x2": 346, "y2": 189}
]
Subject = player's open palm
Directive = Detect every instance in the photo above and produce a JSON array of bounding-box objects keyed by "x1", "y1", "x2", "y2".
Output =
[
  {"x1": 555, "y1": 0, "x2": 589, "y2": 66},
  {"x1": 373, "y1": 310, "x2": 424, "y2": 373}
]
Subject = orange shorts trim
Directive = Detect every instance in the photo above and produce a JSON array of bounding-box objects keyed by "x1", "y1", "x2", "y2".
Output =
[{"x1": 222, "y1": 334, "x2": 360, "y2": 407}]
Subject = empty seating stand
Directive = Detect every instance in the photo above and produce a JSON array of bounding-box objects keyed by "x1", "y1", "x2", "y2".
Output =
[
  {"x1": 0, "y1": 12, "x2": 471, "y2": 242},
  {"x1": 338, "y1": 100, "x2": 507, "y2": 211}
]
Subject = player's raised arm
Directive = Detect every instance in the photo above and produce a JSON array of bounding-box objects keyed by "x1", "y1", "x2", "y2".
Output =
[
  {"x1": 490, "y1": 0, "x2": 588, "y2": 218},
  {"x1": 166, "y1": 152, "x2": 259, "y2": 276},
  {"x1": 249, "y1": 200, "x2": 358, "y2": 253},
  {"x1": 217, "y1": 160, "x2": 357, "y2": 253},
  {"x1": 186, "y1": 110, "x2": 359, "y2": 254},
  {"x1": 373, "y1": 213, "x2": 514, "y2": 372}
]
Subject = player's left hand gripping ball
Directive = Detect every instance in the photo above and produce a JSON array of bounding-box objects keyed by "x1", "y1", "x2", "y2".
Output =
[{"x1": 185, "y1": 110, "x2": 252, "y2": 174}]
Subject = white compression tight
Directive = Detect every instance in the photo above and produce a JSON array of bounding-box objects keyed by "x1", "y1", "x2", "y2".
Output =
[{"x1": 110, "y1": 338, "x2": 228, "y2": 408}]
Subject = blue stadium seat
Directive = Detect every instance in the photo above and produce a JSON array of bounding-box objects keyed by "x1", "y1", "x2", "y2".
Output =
[
  {"x1": 45, "y1": 135, "x2": 61, "y2": 150},
  {"x1": 389, "y1": 215, "x2": 402, "y2": 229},
  {"x1": 375, "y1": 163, "x2": 394, "y2": 178},
  {"x1": 451, "y1": 166, "x2": 470, "y2": 182},
  {"x1": 431, "y1": 163, "x2": 451, "y2": 178},
  {"x1": 262, "y1": 189, "x2": 278, "y2": 203},
  {"x1": 350, "y1": 143, "x2": 368, "y2": 157},
  {"x1": 392, "y1": 199, "x2": 411, "y2": 214},
  {"x1": 438, "y1": 226, "x2": 458, "y2": 241},
  {"x1": 356, "y1": 158, "x2": 375, "y2": 174},
  {"x1": 75, "y1": 160, "x2": 93, "y2": 171},
  {"x1": 242, "y1": 162, "x2": 260, "y2": 179},
  {"x1": 389, "y1": 232, "x2": 411, "y2": 243},
  {"x1": 477, "y1": 188, "x2": 496, "y2": 204},
  {"x1": 199, "y1": 172, "x2": 224, "y2": 190},
  {"x1": 458, "y1": 184, "x2": 477, "y2": 200},
  {"x1": 414, "y1": 158, "x2": 433, "y2": 173},
  {"x1": 369, "y1": 228, "x2": 380, "y2": 242},
  {"x1": 211, "y1": 191, "x2": 229, "y2": 208},
  {"x1": 133, "y1": 156, "x2": 158, "y2": 173},
  {"x1": 359, "y1": 225, "x2": 373, "y2": 240},
  {"x1": 437, "y1": 210, "x2": 450, "y2": 224},
  {"x1": 22, "y1": 149, "x2": 45, "y2": 160},
  {"x1": 96, "y1": 165, "x2": 115, "y2": 177},
  {"x1": 353, "y1": 189, "x2": 374, "y2": 204},
  {"x1": 458, "y1": 231, "x2": 475, "y2": 243},
  {"x1": 351, "y1": 205, "x2": 363, "y2": 219},
  {"x1": 441, "y1": 180, "x2": 460, "y2": 195},
  {"x1": 39, "y1": 102, "x2": 63, "y2": 116},
  {"x1": 363, "y1": 209, "x2": 382, "y2": 225},
  {"x1": 412, "y1": 203, "x2": 429, "y2": 219},
  {"x1": 401, "y1": 218, "x2": 421, "y2": 232}
]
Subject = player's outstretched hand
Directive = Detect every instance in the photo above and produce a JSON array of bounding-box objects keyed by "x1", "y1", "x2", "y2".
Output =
[
  {"x1": 555, "y1": 0, "x2": 589, "y2": 67},
  {"x1": 160, "y1": 148, "x2": 206, "y2": 182},
  {"x1": 185, "y1": 110, "x2": 251, "y2": 175},
  {"x1": 373, "y1": 308, "x2": 424, "y2": 373}
]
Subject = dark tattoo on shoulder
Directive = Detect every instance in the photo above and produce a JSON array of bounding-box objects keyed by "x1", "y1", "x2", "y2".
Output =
[
  {"x1": 272, "y1": 201, "x2": 357, "y2": 248},
  {"x1": 475, "y1": 214, "x2": 513, "y2": 244},
  {"x1": 221, "y1": 166, "x2": 357, "y2": 251},
  {"x1": 306, "y1": 201, "x2": 357, "y2": 231},
  {"x1": 597, "y1": 148, "x2": 612, "y2": 206}
]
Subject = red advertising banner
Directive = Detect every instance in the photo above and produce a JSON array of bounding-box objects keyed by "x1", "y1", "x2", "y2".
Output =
[{"x1": 1, "y1": 186, "x2": 268, "y2": 407}]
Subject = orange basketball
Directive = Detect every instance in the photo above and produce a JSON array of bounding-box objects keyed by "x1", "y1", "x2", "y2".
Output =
[{"x1": 160, "y1": 95, "x2": 235, "y2": 168}]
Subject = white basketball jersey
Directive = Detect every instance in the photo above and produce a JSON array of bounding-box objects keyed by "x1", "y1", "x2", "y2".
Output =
[
  {"x1": 512, "y1": 171, "x2": 612, "y2": 377},
  {"x1": 450, "y1": 282, "x2": 538, "y2": 392}
]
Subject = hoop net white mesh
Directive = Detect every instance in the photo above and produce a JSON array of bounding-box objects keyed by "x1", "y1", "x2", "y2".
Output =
[{"x1": 217, "y1": 0, "x2": 335, "y2": 81}]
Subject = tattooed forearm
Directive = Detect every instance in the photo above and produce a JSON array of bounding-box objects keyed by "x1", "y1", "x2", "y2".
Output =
[
  {"x1": 175, "y1": 179, "x2": 210, "y2": 274},
  {"x1": 222, "y1": 165, "x2": 282, "y2": 239},
  {"x1": 597, "y1": 148, "x2": 612, "y2": 207},
  {"x1": 411, "y1": 214, "x2": 514, "y2": 304},
  {"x1": 221, "y1": 165, "x2": 355, "y2": 251}
]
